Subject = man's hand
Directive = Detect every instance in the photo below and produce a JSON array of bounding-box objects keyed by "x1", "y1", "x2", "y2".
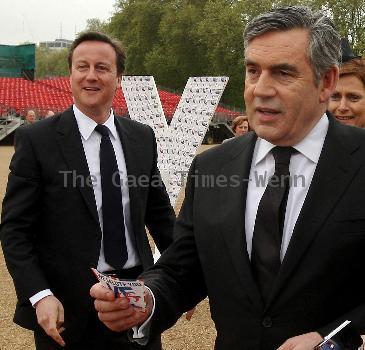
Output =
[
  {"x1": 185, "y1": 307, "x2": 196, "y2": 321},
  {"x1": 90, "y1": 283, "x2": 153, "y2": 332},
  {"x1": 277, "y1": 332, "x2": 323, "y2": 350},
  {"x1": 35, "y1": 295, "x2": 65, "y2": 347}
]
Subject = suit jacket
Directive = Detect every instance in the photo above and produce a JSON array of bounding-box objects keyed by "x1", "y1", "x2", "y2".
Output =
[
  {"x1": 142, "y1": 115, "x2": 365, "y2": 350},
  {"x1": 0, "y1": 107, "x2": 175, "y2": 342}
]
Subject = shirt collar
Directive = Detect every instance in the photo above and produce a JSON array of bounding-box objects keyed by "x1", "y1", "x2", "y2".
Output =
[
  {"x1": 254, "y1": 113, "x2": 329, "y2": 165},
  {"x1": 73, "y1": 105, "x2": 117, "y2": 140}
]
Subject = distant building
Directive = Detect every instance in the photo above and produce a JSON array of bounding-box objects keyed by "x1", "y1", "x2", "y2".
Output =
[{"x1": 39, "y1": 39, "x2": 72, "y2": 50}]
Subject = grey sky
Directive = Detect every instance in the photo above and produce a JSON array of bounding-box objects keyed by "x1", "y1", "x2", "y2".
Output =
[{"x1": 0, "y1": 0, "x2": 116, "y2": 45}]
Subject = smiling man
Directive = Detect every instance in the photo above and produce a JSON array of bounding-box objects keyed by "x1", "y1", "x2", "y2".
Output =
[
  {"x1": 91, "y1": 7, "x2": 365, "y2": 350},
  {"x1": 0, "y1": 32, "x2": 175, "y2": 350}
]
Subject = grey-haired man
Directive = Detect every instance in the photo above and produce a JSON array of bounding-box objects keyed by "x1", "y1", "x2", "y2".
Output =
[{"x1": 91, "y1": 7, "x2": 365, "y2": 350}]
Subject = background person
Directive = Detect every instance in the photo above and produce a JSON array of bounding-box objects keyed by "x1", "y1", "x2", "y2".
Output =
[
  {"x1": 0, "y1": 31, "x2": 175, "y2": 350},
  {"x1": 223, "y1": 115, "x2": 250, "y2": 143},
  {"x1": 328, "y1": 58, "x2": 365, "y2": 128},
  {"x1": 231, "y1": 115, "x2": 250, "y2": 136},
  {"x1": 91, "y1": 6, "x2": 365, "y2": 350},
  {"x1": 25, "y1": 109, "x2": 36, "y2": 124}
]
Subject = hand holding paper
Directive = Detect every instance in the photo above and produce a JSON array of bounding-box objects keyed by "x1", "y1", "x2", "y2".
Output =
[
  {"x1": 91, "y1": 268, "x2": 146, "y2": 309},
  {"x1": 90, "y1": 269, "x2": 153, "y2": 332}
]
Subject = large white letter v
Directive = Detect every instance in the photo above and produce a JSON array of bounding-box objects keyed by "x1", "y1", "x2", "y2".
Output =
[{"x1": 121, "y1": 76, "x2": 229, "y2": 207}]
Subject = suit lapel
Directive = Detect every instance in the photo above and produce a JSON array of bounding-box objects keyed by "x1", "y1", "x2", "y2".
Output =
[
  {"x1": 266, "y1": 117, "x2": 362, "y2": 308},
  {"x1": 218, "y1": 134, "x2": 264, "y2": 311},
  {"x1": 56, "y1": 108, "x2": 99, "y2": 224}
]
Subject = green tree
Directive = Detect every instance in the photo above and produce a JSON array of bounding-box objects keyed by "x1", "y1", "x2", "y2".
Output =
[
  {"x1": 196, "y1": 0, "x2": 247, "y2": 107},
  {"x1": 107, "y1": 0, "x2": 165, "y2": 74},
  {"x1": 35, "y1": 48, "x2": 69, "y2": 79},
  {"x1": 324, "y1": 0, "x2": 365, "y2": 54},
  {"x1": 144, "y1": 1, "x2": 209, "y2": 90},
  {"x1": 86, "y1": 18, "x2": 109, "y2": 33}
]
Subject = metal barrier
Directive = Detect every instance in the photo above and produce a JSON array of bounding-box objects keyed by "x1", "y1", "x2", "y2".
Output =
[{"x1": 0, "y1": 114, "x2": 24, "y2": 141}]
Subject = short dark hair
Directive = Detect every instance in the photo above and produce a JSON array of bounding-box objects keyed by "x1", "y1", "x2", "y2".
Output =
[{"x1": 68, "y1": 31, "x2": 126, "y2": 75}]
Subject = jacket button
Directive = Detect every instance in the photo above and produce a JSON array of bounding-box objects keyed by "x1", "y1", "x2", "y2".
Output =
[{"x1": 262, "y1": 317, "x2": 272, "y2": 328}]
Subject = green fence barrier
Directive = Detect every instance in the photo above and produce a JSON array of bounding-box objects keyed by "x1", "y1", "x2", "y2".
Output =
[{"x1": 0, "y1": 44, "x2": 35, "y2": 80}]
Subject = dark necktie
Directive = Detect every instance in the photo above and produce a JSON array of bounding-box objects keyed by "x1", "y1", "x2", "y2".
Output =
[
  {"x1": 95, "y1": 124, "x2": 128, "y2": 269},
  {"x1": 251, "y1": 146, "x2": 295, "y2": 303}
]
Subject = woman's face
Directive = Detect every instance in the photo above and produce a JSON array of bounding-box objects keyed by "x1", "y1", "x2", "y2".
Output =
[
  {"x1": 329, "y1": 74, "x2": 365, "y2": 128},
  {"x1": 234, "y1": 120, "x2": 249, "y2": 136}
]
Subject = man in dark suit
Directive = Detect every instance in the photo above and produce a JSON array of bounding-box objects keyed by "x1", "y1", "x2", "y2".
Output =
[
  {"x1": 0, "y1": 31, "x2": 175, "y2": 350},
  {"x1": 90, "y1": 7, "x2": 365, "y2": 350}
]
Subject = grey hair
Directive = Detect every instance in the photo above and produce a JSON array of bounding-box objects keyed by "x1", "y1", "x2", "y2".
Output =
[{"x1": 243, "y1": 6, "x2": 341, "y2": 84}]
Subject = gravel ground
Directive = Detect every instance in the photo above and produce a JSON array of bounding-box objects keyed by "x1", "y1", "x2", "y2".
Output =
[{"x1": 0, "y1": 145, "x2": 216, "y2": 350}]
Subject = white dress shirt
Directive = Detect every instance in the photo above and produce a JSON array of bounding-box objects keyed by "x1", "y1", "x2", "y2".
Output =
[
  {"x1": 30, "y1": 105, "x2": 140, "y2": 306},
  {"x1": 245, "y1": 114, "x2": 328, "y2": 260}
]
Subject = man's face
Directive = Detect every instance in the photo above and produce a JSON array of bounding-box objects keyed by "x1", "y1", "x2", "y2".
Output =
[
  {"x1": 244, "y1": 29, "x2": 330, "y2": 146},
  {"x1": 26, "y1": 111, "x2": 36, "y2": 123},
  {"x1": 70, "y1": 40, "x2": 121, "y2": 120}
]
